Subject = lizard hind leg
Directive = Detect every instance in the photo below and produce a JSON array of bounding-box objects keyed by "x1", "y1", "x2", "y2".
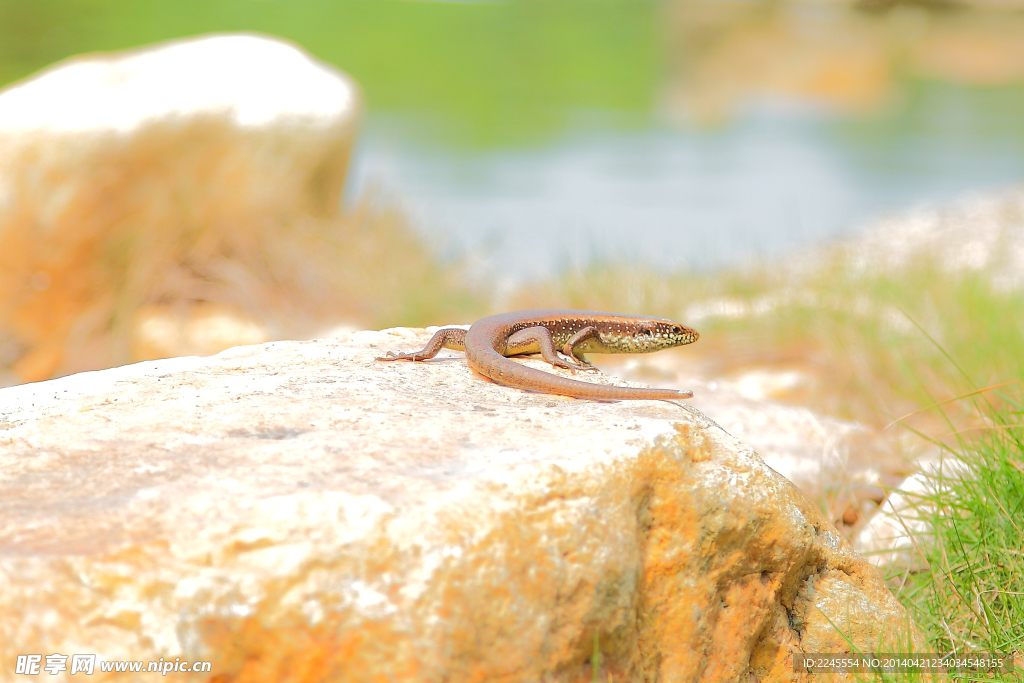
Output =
[
  {"x1": 560, "y1": 326, "x2": 602, "y2": 369},
  {"x1": 506, "y1": 326, "x2": 595, "y2": 372},
  {"x1": 376, "y1": 327, "x2": 467, "y2": 361}
]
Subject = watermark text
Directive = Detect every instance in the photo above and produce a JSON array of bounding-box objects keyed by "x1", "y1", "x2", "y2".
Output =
[
  {"x1": 15, "y1": 654, "x2": 212, "y2": 676},
  {"x1": 795, "y1": 652, "x2": 1014, "y2": 673}
]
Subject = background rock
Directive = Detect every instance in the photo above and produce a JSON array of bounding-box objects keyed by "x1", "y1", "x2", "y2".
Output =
[
  {"x1": 0, "y1": 328, "x2": 916, "y2": 682},
  {"x1": 854, "y1": 456, "x2": 972, "y2": 570},
  {"x1": 0, "y1": 34, "x2": 361, "y2": 385},
  {"x1": 843, "y1": 187, "x2": 1024, "y2": 291}
]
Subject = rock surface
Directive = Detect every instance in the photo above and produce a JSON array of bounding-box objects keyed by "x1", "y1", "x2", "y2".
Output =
[
  {"x1": 1, "y1": 328, "x2": 916, "y2": 682},
  {"x1": 0, "y1": 34, "x2": 361, "y2": 384}
]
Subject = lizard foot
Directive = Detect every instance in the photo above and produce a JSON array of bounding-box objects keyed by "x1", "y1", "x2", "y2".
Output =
[
  {"x1": 564, "y1": 355, "x2": 600, "y2": 373},
  {"x1": 551, "y1": 354, "x2": 600, "y2": 373},
  {"x1": 376, "y1": 351, "x2": 425, "y2": 362},
  {"x1": 566, "y1": 364, "x2": 600, "y2": 373},
  {"x1": 574, "y1": 362, "x2": 600, "y2": 373}
]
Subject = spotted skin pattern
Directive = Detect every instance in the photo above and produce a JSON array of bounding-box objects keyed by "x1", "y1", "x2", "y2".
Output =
[{"x1": 377, "y1": 309, "x2": 698, "y2": 400}]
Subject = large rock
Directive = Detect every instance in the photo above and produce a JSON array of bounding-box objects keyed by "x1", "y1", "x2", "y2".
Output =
[
  {"x1": 0, "y1": 34, "x2": 361, "y2": 384},
  {"x1": 0, "y1": 327, "x2": 916, "y2": 682}
]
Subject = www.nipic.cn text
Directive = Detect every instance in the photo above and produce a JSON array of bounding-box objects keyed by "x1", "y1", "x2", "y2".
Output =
[{"x1": 15, "y1": 654, "x2": 212, "y2": 676}]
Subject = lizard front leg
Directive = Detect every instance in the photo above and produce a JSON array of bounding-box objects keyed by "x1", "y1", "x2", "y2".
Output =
[
  {"x1": 377, "y1": 327, "x2": 467, "y2": 361},
  {"x1": 505, "y1": 326, "x2": 596, "y2": 372}
]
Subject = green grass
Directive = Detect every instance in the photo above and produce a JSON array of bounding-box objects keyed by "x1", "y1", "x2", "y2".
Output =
[
  {"x1": 831, "y1": 398, "x2": 1024, "y2": 682},
  {"x1": 889, "y1": 402, "x2": 1024, "y2": 671}
]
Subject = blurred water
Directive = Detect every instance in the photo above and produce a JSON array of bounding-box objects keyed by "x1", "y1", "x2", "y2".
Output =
[{"x1": 353, "y1": 102, "x2": 1024, "y2": 279}]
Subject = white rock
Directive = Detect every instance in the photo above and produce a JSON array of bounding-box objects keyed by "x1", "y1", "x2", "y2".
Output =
[
  {"x1": 0, "y1": 34, "x2": 362, "y2": 383},
  {"x1": 854, "y1": 455, "x2": 972, "y2": 569},
  {"x1": 0, "y1": 33, "x2": 356, "y2": 134}
]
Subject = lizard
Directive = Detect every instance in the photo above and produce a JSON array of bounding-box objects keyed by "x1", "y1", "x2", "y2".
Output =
[{"x1": 376, "y1": 309, "x2": 698, "y2": 400}]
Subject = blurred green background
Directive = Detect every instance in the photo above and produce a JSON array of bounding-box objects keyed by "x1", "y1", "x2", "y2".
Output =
[
  {"x1": 5, "y1": 0, "x2": 1024, "y2": 144},
  {"x1": 0, "y1": 0, "x2": 661, "y2": 147}
]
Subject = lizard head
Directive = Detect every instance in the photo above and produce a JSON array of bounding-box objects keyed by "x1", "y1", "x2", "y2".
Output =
[
  {"x1": 597, "y1": 316, "x2": 699, "y2": 353},
  {"x1": 645, "y1": 320, "x2": 699, "y2": 350}
]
